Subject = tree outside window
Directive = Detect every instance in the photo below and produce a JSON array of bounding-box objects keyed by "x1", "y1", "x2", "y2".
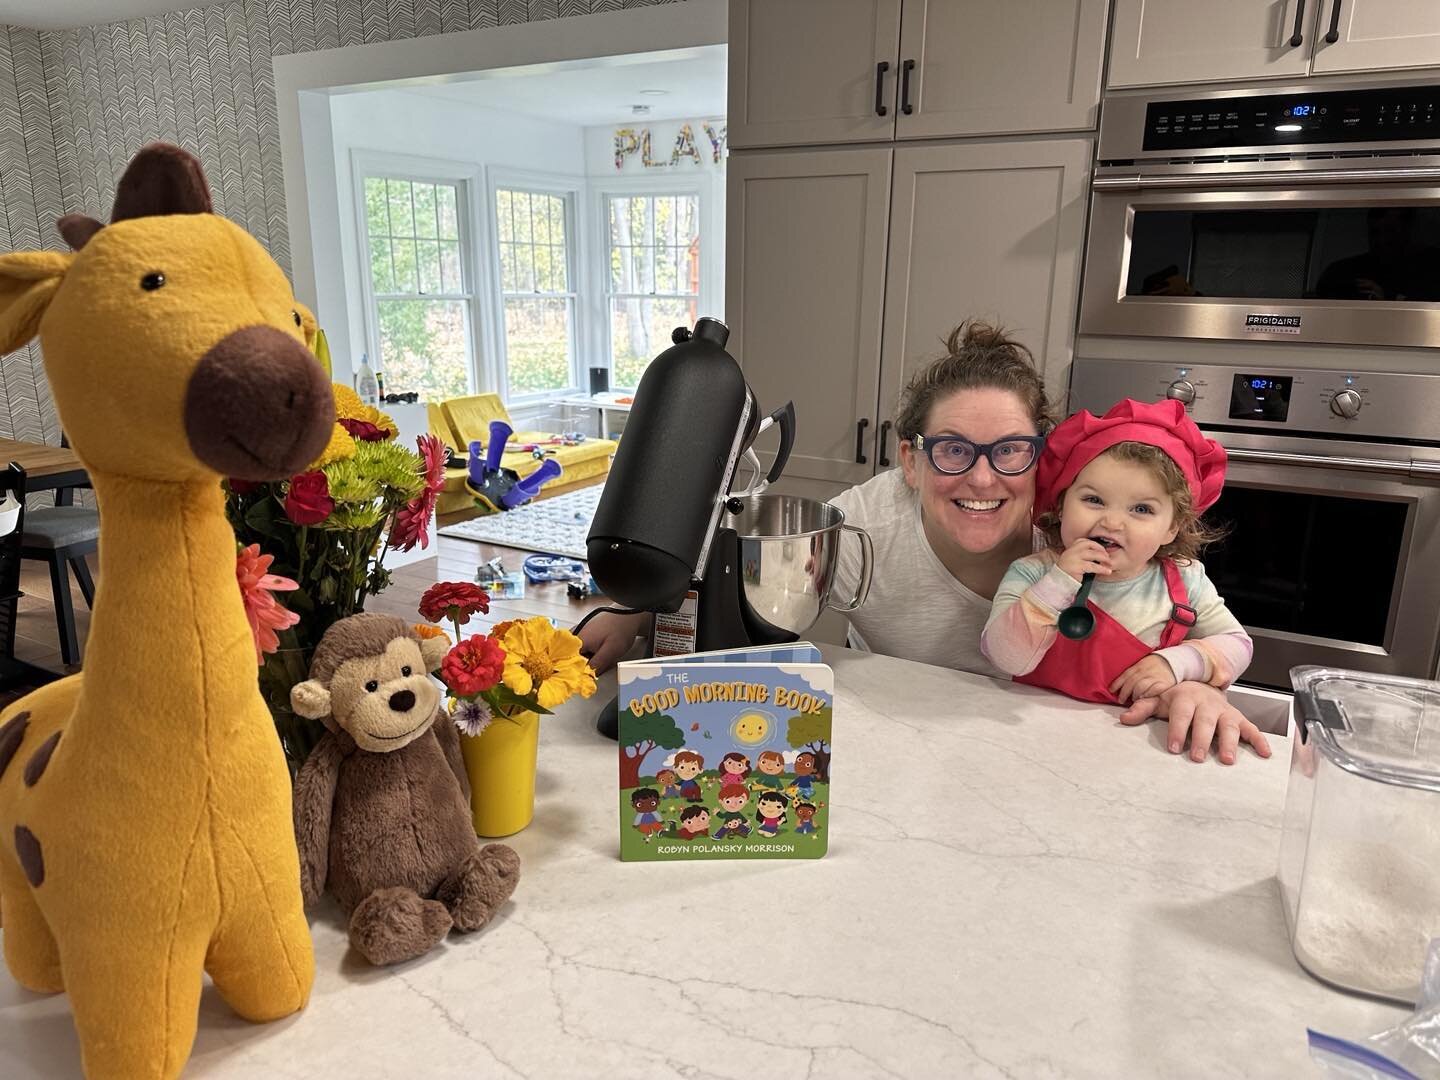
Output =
[
  {"x1": 496, "y1": 188, "x2": 577, "y2": 397},
  {"x1": 363, "y1": 176, "x2": 474, "y2": 403},
  {"x1": 607, "y1": 193, "x2": 700, "y2": 390}
]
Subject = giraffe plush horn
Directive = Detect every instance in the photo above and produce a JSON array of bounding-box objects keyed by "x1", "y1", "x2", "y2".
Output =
[{"x1": 110, "y1": 142, "x2": 213, "y2": 222}]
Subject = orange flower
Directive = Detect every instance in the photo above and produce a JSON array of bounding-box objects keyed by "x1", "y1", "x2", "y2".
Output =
[
  {"x1": 413, "y1": 623, "x2": 450, "y2": 642},
  {"x1": 235, "y1": 544, "x2": 300, "y2": 664}
]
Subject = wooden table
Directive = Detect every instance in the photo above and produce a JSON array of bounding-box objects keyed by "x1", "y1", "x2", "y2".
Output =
[{"x1": 0, "y1": 439, "x2": 87, "y2": 494}]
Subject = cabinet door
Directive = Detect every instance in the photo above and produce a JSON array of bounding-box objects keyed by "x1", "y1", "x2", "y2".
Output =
[
  {"x1": 727, "y1": 0, "x2": 901, "y2": 149},
  {"x1": 895, "y1": 0, "x2": 1108, "y2": 139},
  {"x1": 1310, "y1": 0, "x2": 1440, "y2": 74},
  {"x1": 726, "y1": 148, "x2": 892, "y2": 485},
  {"x1": 876, "y1": 139, "x2": 1092, "y2": 462},
  {"x1": 1107, "y1": 0, "x2": 1312, "y2": 88}
]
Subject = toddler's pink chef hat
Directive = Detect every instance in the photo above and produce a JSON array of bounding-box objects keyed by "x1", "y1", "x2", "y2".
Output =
[{"x1": 1033, "y1": 398, "x2": 1227, "y2": 519}]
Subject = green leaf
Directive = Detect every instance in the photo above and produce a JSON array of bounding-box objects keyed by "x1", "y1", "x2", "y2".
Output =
[{"x1": 485, "y1": 684, "x2": 554, "y2": 716}]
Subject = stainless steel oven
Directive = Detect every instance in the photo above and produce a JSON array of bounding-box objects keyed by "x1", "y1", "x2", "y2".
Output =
[
  {"x1": 1081, "y1": 78, "x2": 1440, "y2": 351},
  {"x1": 1070, "y1": 358, "x2": 1440, "y2": 688}
]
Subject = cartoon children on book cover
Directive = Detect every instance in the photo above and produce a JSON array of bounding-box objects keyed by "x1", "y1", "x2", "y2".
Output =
[{"x1": 618, "y1": 649, "x2": 832, "y2": 862}]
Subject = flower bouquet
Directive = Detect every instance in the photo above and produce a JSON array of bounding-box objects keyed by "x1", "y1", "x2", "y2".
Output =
[
  {"x1": 418, "y1": 582, "x2": 597, "y2": 836},
  {"x1": 227, "y1": 384, "x2": 446, "y2": 772}
]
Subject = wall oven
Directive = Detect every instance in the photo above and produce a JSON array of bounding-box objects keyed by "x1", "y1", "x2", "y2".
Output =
[
  {"x1": 1069, "y1": 358, "x2": 1440, "y2": 689},
  {"x1": 1081, "y1": 79, "x2": 1440, "y2": 350}
]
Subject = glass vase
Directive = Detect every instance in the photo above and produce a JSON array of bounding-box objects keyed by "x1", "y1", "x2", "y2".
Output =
[{"x1": 257, "y1": 635, "x2": 323, "y2": 776}]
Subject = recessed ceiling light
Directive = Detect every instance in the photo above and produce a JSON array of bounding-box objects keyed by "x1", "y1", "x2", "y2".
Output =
[
  {"x1": 639, "y1": 89, "x2": 669, "y2": 97},
  {"x1": 631, "y1": 104, "x2": 652, "y2": 116}
]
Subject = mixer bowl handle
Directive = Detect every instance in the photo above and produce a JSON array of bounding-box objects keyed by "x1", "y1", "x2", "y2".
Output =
[{"x1": 829, "y1": 523, "x2": 873, "y2": 612}]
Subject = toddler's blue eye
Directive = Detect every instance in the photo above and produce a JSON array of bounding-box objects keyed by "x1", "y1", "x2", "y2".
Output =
[{"x1": 1134, "y1": 505, "x2": 1153, "y2": 515}]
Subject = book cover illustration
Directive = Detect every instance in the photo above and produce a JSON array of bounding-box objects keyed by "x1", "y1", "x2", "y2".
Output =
[{"x1": 618, "y1": 644, "x2": 833, "y2": 862}]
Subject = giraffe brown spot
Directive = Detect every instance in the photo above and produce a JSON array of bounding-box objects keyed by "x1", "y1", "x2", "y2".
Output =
[
  {"x1": 14, "y1": 826, "x2": 43, "y2": 887},
  {"x1": 0, "y1": 711, "x2": 31, "y2": 780},
  {"x1": 23, "y1": 731, "x2": 61, "y2": 787}
]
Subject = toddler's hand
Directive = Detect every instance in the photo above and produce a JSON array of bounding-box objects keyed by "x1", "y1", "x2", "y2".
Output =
[
  {"x1": 1109, "y1": 654, "x2": 1177, "y2": 704},
  {"x1": 1056, "y1": 538, "x2": 1113, "y2": 582}
]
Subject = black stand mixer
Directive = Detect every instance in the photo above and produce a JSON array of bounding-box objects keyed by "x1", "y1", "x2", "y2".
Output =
[{"x1": 583, "y1": 317, "x2": 799, "y2": 739}]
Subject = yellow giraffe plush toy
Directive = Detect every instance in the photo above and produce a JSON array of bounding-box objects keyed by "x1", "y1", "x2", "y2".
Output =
[{"x1": 0, "y1": 144, "x2": 331, "y2": 1078}]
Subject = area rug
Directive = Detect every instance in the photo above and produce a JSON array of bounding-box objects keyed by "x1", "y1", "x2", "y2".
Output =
[{"x1": 436, "y1": 483, "x2": 604, "y2": 559}]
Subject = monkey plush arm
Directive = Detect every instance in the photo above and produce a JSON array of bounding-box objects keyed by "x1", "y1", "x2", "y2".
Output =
[
  {"x1": 292, "y1": 731, "x2": 345, "y2": 906},
  {"x1": 432, "y1": 709, "x2": 471, "y2": 804}
]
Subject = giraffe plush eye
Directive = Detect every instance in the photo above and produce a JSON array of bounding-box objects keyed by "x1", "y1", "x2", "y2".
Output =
[
  {"x1": 140, "y1": 272, "x2": 166, "y2": 291},
  {"x1": 292, "y1": 310, "x2": 302, "y2": 327}
]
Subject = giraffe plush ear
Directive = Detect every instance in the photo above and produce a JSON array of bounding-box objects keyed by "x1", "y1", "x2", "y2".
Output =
[{"x1": 0, "y1": 251, "x2": 73, "y2": 355}]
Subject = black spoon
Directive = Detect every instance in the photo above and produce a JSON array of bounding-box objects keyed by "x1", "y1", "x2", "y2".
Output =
[{"x1": 1057, "y1": 572, "x2": 1097, "y2": 640}]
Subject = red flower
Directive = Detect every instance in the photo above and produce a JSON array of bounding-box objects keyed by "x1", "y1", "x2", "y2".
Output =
[
  {"x1": 284, "y1": 470, "x2": 334, "y2": 526},
  {"x1": 235, "y1": 543, "x2": 300, "y2": 664},
  {"x1": 440, "y1": 634, "x2": 507, "y2": 697},
  {"x1": 228, "y1": 478, "x2": 260, "y2": 495},
  {"x1": 339, "y1": 417, "x2": 386, "y2": 442},
  {"x1": 388, "y1": 434, "x2": 446, "y2": 553},
  {"x1": 418, "y1": 581, "x2": 491, "y2": 625}
]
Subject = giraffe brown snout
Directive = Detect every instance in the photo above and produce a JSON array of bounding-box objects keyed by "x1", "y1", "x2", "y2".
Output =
[{"x1": 184, "y1": 325, "x2": 335, "y2": 480}]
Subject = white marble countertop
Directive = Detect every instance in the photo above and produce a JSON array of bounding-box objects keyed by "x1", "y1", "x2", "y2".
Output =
[{"x1": 1, "y1": 646, "x2": 1407, "y2": 1078}]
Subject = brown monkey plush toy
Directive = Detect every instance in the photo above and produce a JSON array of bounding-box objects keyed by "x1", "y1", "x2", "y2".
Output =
[{"x1": 290, "y1": 612, "x2": 520, "y2": 965}]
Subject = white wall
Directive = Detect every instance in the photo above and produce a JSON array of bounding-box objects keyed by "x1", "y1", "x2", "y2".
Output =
[{"x1": 324, "y1": 89, "x2": 585, "y2": 393}]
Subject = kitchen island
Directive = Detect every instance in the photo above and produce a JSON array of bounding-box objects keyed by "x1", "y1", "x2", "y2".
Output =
[{"x1": 0, "y1": 646, "x2": 1406, "y2": 1077}]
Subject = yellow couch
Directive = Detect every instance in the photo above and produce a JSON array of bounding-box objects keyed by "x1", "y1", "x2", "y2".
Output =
[{"x1": 429, "y1": 394, "x2": 616, "y2": 518}]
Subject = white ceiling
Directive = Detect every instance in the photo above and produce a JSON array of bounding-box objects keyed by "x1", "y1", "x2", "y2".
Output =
[
  {"x1": 0, "y1": 1, "x2": 228, "y2": 31},
  {"x1": 394, "y1": 49, "x2": 727, "y2": 127}
]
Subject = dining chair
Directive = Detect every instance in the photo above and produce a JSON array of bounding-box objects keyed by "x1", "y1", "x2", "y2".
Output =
[{"x1": 19, "y1": 440, "x2": 99, "y2": 666}]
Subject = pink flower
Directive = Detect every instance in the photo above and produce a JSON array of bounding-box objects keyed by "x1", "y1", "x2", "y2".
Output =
[
  {"x1": 339, "y1": 417, "x2": 386, "y2": 442},
  {"x1": 235, "y1": 543, "x2": 300, "y2": 664},
  {"x1": 388, "y1": 433, "x2": 446, "y2": 552},
  {"x1": 284, "y1": 470, "x2": 334, "y2": 526}
]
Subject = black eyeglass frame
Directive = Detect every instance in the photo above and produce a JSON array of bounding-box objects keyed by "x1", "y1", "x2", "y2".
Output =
[{"x1": 912, "y1": 434, "x2": 1046, "y2": 476}]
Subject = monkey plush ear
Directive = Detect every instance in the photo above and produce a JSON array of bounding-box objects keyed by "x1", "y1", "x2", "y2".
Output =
[
  {"x1": 420, "y1": 634, "x2": 449, "y2": 672},
  {"x1": 291, "y1": 679, "x2": 332, "y2": 720}
]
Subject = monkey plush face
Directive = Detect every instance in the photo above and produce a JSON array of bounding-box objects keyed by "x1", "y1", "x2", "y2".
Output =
[{"x1": 292, "y1": 615, "x2": 450, "y2": 752}]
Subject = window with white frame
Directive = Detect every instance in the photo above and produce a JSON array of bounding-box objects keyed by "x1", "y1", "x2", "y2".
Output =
[
  {"x1": 605, "y1": 192, "x2": 701, "y2": 389},
  {"x1": 362, "y1": 175, "x2": 475, "y2": 403},
  {"x1": 494, "y1": 187, "x2": 578, "y2": 397}
]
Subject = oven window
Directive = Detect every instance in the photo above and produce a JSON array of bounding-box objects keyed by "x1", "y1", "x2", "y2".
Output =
[
  {"x1": 1203, "y1": 487, "x2": 1407, "y2": 647},
  {"x1": 1127, "y1": 206, "x2": 1440, "y2": 301}
]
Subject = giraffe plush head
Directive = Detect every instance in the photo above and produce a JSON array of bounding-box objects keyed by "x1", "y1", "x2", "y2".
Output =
[{"x1": 0, "y1": 143, "x2": 334, "y2": 483}]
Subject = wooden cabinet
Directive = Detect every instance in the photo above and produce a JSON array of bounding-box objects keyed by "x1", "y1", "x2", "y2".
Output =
[
  {"x1": 726, "y1": 140, "x2": 1091, "y2": 483},
  {"x1": 727, "y1": 0, "x2": 1107, "y2": 148},
  {"x1": 1109, "y1": 0, "x2": 1440, "y2": 88},
  {"x1": 1310, "y1": 0, "x2": 1440, "y2": 75},
  {"x1": 725, "y1": 148, "x2": 892, "y2": 485}
]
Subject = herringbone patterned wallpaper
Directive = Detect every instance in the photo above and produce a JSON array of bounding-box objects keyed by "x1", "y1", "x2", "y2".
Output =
[{"x1": 0, "y1": 0, "x2": 678, "y2": 445}]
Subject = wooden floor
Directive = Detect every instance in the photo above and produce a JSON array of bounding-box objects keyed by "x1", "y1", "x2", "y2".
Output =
[{"x1": 2, "y1": 535, "x2": 609, "y2": 706}]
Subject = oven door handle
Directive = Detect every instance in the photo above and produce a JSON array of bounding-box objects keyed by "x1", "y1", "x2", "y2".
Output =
[
  {"x1": 1093, "y1": 165, "x2": 1440, "y2": 191},
  {"x1": 1226, "y1": 446, "x2": 1440, "y2": 478}
]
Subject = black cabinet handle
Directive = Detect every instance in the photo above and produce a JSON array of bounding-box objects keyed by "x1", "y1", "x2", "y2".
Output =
[
  {"x1": 1289, "y1": 0, "x2": 1307, "y2": 47},
  {"x1": 1325, "y1": 0, "x2": 1341, "y2": 43},
  {"x1": 900, "y1": 59, "x2": 915, "y2": 116},
  {"x1": 854, "y1": 418, "x2": 870, "y2": 464},
  {"x1": 878, "y1": 420, "x2": 892, "y2": 467},
  {"x1": 874, "y1": 61, "x2": 890, "y2": 117}
]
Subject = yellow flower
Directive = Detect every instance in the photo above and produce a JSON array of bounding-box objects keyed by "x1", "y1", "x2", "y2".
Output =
[
  {"x1": 500, "y1": 616, "x2": 597, "y2": 709},
  {"x1": 332, "y1": 383, "x2": 399, "y2": 440},
  {"x1": 308, "y1": 422, "x2": 357, "y2": 469}
]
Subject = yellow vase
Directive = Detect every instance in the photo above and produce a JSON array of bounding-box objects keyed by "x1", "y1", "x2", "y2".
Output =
[{"x1": 459, "y1": 709, "x2": 539, "y2": 837}]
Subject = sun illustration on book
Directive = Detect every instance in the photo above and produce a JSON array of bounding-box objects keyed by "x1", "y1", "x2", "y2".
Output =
[{"x1": 731, "y1": 710, "x2": 774, "y2": 746}]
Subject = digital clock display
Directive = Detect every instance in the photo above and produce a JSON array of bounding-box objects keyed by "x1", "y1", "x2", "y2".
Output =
[
  {"x1": 1292, "y1": 104, "x2": 1314, "y2": 117},
  {"x1": 1229, "y1": 373, "x2": 1294, "y2": 422}
]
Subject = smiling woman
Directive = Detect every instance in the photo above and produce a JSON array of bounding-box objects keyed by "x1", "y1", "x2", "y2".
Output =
[{"x1": 826, "y1": 321, "x2": 1053, "y2": 675}]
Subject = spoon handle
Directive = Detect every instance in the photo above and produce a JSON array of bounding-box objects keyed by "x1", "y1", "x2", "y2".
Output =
[{"x1": 1072, "y1": 571, "x2": 1096, "y2": 608}]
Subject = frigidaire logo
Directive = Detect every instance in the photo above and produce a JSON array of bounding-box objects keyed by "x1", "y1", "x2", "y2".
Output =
[{"x1": 1244, "y1": 313, "x2": 1302, "y2": 334}]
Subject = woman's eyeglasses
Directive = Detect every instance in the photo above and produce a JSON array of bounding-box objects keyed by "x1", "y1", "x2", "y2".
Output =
[{"x1": 913, "y1": 434, "x2": 1044, "y2": 476}]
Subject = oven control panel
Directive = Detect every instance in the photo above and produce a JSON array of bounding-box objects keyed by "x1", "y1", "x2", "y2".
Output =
[
  {"x1": 1144, "y1": 83, "x2": 1440, "y2": 151},
  {"x1": 1072, "y1": 358, "x2": 1440, "y2": 445}
]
